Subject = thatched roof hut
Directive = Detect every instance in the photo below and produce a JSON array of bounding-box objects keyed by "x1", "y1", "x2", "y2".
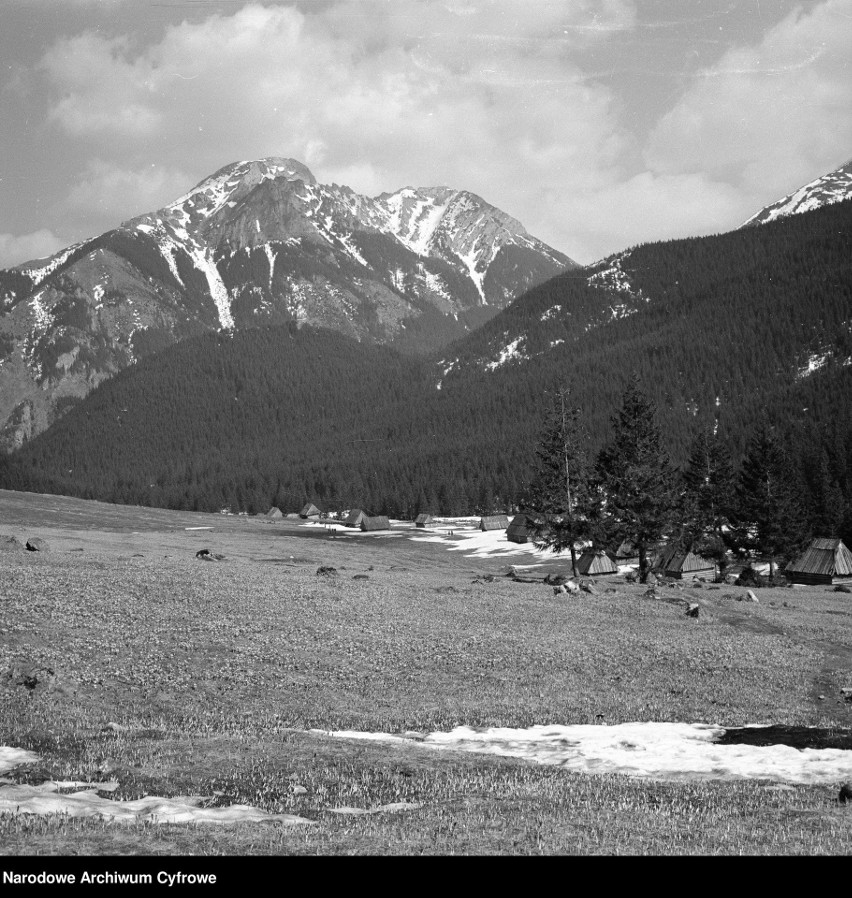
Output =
[
  {"x1": 576, "y1": 550, "x2": 618, "y2": 576},
  {"x1": 360, "y1": 515, "x2": 391, "y2": 532},
  {"x1": 479, "y1": 514, "x2": 509, "y2": 531},
  {"x1": 344, "y1": 509, "x2": 368, "y2": 528},
  {"x1": 786, "y1": 538, "x2": 852, "y2": 585},
  {"x1": 299, "y1": 503, "x2": 321, "y2": 520},
  {"x1": 266, "y1": 507, "x2": 283, "y2": 519},
  {"x1": 506, "y1": 514, "x2": 533, "y2": 544},
  {"x1": 415, "y1": 514, "x2": 435, "y2": 528}
]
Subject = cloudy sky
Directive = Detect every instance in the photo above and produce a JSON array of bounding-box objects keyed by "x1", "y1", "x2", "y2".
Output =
[{"x1": 0, "y1": 0, "x2": 850, "y2": 267}]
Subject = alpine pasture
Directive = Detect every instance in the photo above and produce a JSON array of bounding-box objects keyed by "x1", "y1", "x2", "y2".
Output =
[{"x1": 1, "y1": 489, "x2": 850, "y2": 855}]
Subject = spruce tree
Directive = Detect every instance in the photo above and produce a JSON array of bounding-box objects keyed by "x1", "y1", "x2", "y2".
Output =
[
  {"x1": 524, "y1": 387, "x2": 595, "y2": 577},
  {"x1": 680, "y1": 426, "x2": 736, "y2": 577},
  {"x1": 596, "y1": 378, "x2": 678, "y2": 582},
  {"x1": 730, "y1": 423, "x2": 809, "y2": 578}
]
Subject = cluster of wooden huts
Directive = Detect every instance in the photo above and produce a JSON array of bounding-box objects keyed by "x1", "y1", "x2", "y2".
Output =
[{"x1": 263, "y1": 503, "x2": 852, "y2": 585}]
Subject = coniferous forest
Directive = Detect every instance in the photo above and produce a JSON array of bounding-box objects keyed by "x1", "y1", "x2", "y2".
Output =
[{"x1": 1, "y1": 199, "x2": 850, "y2": 549}]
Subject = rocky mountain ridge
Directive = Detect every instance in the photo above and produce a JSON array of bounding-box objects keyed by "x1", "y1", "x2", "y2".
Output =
[{"x1": 0, "y1": 157, "x2": 574, "y2": 450}]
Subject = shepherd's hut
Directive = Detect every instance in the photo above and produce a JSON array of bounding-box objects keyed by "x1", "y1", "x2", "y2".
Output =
[
  {"x1": 479, "y1": 514, "x2": 510, "y2": 532},
  {"x1": 415, "y1": 514, "x2": 435, "y2": 528},
  {"x1": 785, "y1": 538, "x2": 852, "y2": 585},
  {"x1": 506, "y1": 514, "x2": 534, "y2": 544},
  {"x1": 299, "y1": 503, "x2": 321, "y2": 520},
  {"x1": 654, "y1": 545, "x2": 716, "y2": 580},
  {"x1": 265, "y1": 507, "x2": 283, "y2": 519},
  {"x1": 577, "y1": 550, "x2": 618, "y2": 576},
  {"x1": 360, "y1": 515, "x2": 391, "y2": 532},
  {"x1": 344, "y1": 509, "x2": 368, "y2": 528}
]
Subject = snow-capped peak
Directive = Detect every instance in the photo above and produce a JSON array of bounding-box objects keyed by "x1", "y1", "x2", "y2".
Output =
[{"x1": 742, "y1": 158, "x2": 852, "y2": 227}]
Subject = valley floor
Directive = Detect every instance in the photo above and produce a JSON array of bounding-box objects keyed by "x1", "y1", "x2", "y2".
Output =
[{"x1": 0, "y1": 489, "x2": 850, "y2": 855}]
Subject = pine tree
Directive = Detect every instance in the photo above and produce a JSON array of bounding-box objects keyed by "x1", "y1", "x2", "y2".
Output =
[
  {"x1": 730, "y1": 423, "x2": 809, "y2": 578},
  {"x1": 680, "y1": 426, "x2": 737, "y2": 576},
  {"x1": 596, "y1": 378, "x2": 678, "y2": 582},
  {"x1": 524, "y1": 387, "x2": 595, "y2": 577},
  {"x1": 810, "y1": 449, "x2": 845, "y2": 539}
]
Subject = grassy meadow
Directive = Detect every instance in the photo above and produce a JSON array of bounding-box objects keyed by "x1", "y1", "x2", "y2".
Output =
[{"x1": 0, "y1": 489, "x2": 850, "y2": 855}]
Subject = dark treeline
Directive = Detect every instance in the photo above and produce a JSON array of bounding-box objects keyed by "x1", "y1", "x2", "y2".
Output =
[{"x1": 1, "y1": 199, "x2": 850, "y2": 541}]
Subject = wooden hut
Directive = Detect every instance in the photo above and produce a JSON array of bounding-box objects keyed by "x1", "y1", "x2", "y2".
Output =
[
  {"x1": 479, "y1": 514, "x2": 509, "y2": 532},
  {"x1": 577, "y1": 550, "x2": 618, "y2": 576},
  {"x1": 415, "y1": 514, "x2": 435, "y2": 528},
  {"x1": 506, "y1": 514, "x2": 533, "y2": 544},
  {"x1": 786, "y1": 538, "x2": 852, "y2": 585},
  {"x1": 654, "y1": 545, "x2": 715, "y2": 580},
  {"x1": 344, "y1": 509, "x2": 367, "y2": 528},
  {"x1": 299, "y1": 503, "x2": 321, "y2": 520},
  {"x1": 265, "y1": 507, "x2": 283, "y2": 519},
  {"x1": 360, "y1": 515, "x2": 391, "y2": 532},
  {"x1": 611, "y1": 538, "x2": 638, "y2": 562}
]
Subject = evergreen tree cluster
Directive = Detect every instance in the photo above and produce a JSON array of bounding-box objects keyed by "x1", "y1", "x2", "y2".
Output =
[{"x1": 526, "y1": 381, "x2": 821, "y2": 582}]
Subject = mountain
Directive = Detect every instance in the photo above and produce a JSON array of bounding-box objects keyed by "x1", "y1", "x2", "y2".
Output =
[
  {"x1": 742, "y1": 158, "x2": 852, "y2": 226},
  {"x1": 3, "y1": 197, "x2": 851, "y2": 543},
  {"x1": 0, "y1": 158, "x2": 573, "y2": 450}
]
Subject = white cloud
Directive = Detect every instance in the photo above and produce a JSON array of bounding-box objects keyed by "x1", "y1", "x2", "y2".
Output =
[
  {"x1": 31, "y1": 0, "x2": 852, "y2": 263},
  {"x1": 0, "y1": 229, "x2": 66, "y2": 267},
  {"x1": 38, "y1": 1, "x2": 636, "y2": 260},
  {"x1": 646, "y1": 0, "x2": 852, "y2": 206},
  {"x1": 59, "y1": 160, "x2": 192, "y2": 231}
]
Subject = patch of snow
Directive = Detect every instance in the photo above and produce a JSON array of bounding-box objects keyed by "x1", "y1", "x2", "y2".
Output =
[
  {"x1": 189, "y1": 248, "x2": 233, "y2": 330},
  {"x1": 19, "y1": 243, "x2": 83, "y2": 287},
  {"x1": 263, "y1": 244, "x2": 276, "y2": 288},
  {"x1": 455, "y1": 242, "x2": 487, "y2": 304},
  {"x1": 540, "y1": 305, "x2": 562, "y2": 322},
  {"x1": 485, "y1": 335, "x2": 527, "y2": 371},
  {"x1": 0, "y1": 746, "x2": 39, "y2": 774},
  {"x1": 797, "y1": 350, "x2": 831, "y2": 379},
  {"x1": 412, "y1": 526, "x2": 548, "y2": 560},
  {"x1": 0, "y1": 780, "x2": 313, "y2": 825},
  {"x1": 320, "y1": 722, "x2": 852, "y2": 784}
]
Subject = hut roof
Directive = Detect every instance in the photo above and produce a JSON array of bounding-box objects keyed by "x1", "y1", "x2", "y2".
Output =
[
  {"x1": 266, "y1": 507, "x2": 283, "y2": 519},
  {"x1": 480, "y1": 514, "x2": 510, "y2": 531},
  {"x1": 300, "y1": 503, "x2": 321, "y2": 518},
  {"x1": 614, "y1": 538, "x2": 638, "y2": 558},
  {"x1": 415, "y1": 514, "x2": 434, "y2": 525},
  {"x1": 577, "y1": 550, "x2": 618, "y2": 576},
  {"x1": 653, "y1": 545, "x2": 714, "y2": 575},
  {"x1": 360, "y1": 515, "x2": 391, "y2": 532},
  {"x1": 787, "y1": 538, "x2": 852, "y2": 577},
  {"x1": 344, "y1": 509, "x2": 367, "y2": 527}
]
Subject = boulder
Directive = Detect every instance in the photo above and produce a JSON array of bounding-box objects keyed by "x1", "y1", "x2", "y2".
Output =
[
  {"x1": 564, "y1": 579, "x2": 580, "y2": 594},
  {"x1": 746, "y1": 590, "x2": 759, "y2": 604},
  {"x1": 834, "y1": 584, "x2": 851, "y2": 594},
  {"x1": 624, "y1": 571, "x2": 638, "y2": 583},
  {"x1": 0, "y1": 535, "x2": 24, "y2": 552},
  {"x1": 316, "y1": 566, "x2": 338, "y2": 577},
  {"x1": 352, "y1": 574, "x2": 369, "y2": 581},
  {"x1": 685, "y1": 603, "x2": 700, "y2": 618},
  {"x1": 645, "y1": 572, "x2": 658, "y2": 587},
  {"x1": 545, "y1": 574, "x2": 569, "y2": 586},
  {"x1": 579, "y1": 579, "x2": 597, "y2": 595},
  {"x1": 25, "y1": 537, "x2": 48, "y2": 553},
  {"x1": 839, "y1": 783, "x2": 852, "y2": 804}
]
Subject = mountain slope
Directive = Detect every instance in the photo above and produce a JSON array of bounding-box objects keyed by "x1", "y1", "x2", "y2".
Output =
[
  {"x1": 742, "y1": 158, "x2": 852, "y2": 226},
  {"x1": 0, "y1": 158, "x2": 573, "y2": 450},
  {"x1": 4, "y1": 198, "x2": 851, "y2": 541}
]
